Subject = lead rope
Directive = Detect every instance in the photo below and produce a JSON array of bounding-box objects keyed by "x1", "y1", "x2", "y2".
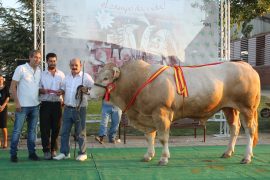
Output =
[{"x1": 74, "y1": 61, "x2": 85, "y2": 158}]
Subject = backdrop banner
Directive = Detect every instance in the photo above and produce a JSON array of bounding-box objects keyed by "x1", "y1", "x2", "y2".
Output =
[{"x1": 45, "y1": 0, "x2": 220, "y2": 76}]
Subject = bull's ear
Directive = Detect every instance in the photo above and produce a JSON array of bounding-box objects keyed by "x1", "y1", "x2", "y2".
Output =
[{"x1": 112, "y1": 67, "x2": 120, "y2": 80}]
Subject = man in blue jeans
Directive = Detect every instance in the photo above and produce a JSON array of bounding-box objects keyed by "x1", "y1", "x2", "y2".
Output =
[
  {"x1": 9, "y1": 50, "x2": 41, "y2": 163},
  {"x1": 95, "y1": 101, "x2": 122, "y2": 144},
  {"x1": 53, "y1": 58, "x2": 94, "y2": 161}
]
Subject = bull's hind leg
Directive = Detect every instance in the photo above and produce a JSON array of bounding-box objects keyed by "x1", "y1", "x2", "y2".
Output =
[
  {"x1": 143, "y1": 131, "x2": 156, "y2": 162},
  {"x1": 221, "y1": 108, "x2": 240, "y2": 158},
  {"x1": 239, "y1": 109, "x2": 258, "y2": 164}
]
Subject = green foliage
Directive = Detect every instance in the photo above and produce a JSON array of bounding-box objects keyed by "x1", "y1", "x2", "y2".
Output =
[
  {"x1": 0, "y1": 0, "x2": 33, "y2": 79},
  {"x1": 87, "y1": 100, "x2": 102, "y2": 114},
  {"x1": 230, "y1": 0, "x2": 270, "y2": 38}
]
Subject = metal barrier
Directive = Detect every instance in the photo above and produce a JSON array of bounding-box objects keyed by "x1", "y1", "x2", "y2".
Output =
[
  {"x1": 208, "y1": 111, "x2": 230, "y2": 137},
  {"x1": 86, "y1": 114, "x2": 102, "y2": 123}
]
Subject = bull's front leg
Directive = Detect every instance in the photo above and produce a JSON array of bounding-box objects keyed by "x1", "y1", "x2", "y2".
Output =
[
  {"x1": 143, "y1": 131, "x2": 156, "y2": 162},
  {"x1": 158, "y1": 130, "x2": 170, "y2": 165},
  {"x1": 154, "y1": 107, "x2": 173, "y2": 165}
]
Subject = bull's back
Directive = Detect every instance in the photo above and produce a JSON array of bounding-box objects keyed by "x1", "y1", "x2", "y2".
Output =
[
  {"x1": 176, "y1": 61, "x2": 260, "y2": 118},
  {"x1": 119, "y1": 60, "x2": 260, "y2": 119}
]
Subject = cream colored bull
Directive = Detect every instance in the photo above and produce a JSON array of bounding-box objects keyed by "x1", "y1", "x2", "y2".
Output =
[{"x1": 89, "y1": 60, "x2": 260, "y2": 165}]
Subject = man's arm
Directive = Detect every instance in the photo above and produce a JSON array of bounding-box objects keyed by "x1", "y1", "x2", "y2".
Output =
[{"x1": 10, "y1": 80, "x2": 21, "y2": 112}]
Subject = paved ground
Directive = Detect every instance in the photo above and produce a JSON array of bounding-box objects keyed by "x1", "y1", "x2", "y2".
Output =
[
  {"x1": 87, "y1": 133, "x2": 270, "y2": 148},
  {"x1": 11, "y1": 132, "x2": 269, "y2": 150}
]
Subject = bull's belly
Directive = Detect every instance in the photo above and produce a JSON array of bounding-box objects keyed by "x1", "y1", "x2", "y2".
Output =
[
  {"x1": 173, "y1": 105, "x2": 221, "y2": 120},
  {"x1": 127, "y1": 113, "x2": 158, "y2": 133}
]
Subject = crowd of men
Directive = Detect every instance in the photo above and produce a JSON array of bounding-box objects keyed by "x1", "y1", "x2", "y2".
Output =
[{"x1": 9, "y1": 50, "x2": 122, "y2": 163}]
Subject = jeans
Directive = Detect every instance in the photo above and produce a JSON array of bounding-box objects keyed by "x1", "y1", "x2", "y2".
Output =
[
  {"x1": 60, "y1": 106, "x2": 86, "y2": 155},
  {"x1": 98, "y1": 102, "x2": 122, "y2": 141},
  {"x1": 10, "y1": 106, "x2": 39, "y2": 156}
]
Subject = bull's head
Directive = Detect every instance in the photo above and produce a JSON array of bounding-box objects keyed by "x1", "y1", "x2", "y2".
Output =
[{"x1": 89, "y1": 63, "x2": 120, "y2": 100}]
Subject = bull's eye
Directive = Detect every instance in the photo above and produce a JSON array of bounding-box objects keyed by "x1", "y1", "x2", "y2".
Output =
[{"x1": 103, "y1": 77, "x2": 108, "y2": 81}]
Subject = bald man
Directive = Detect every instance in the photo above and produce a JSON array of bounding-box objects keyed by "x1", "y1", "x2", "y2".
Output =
[{"x1": 53, "y1": 58, "x2": 94, "y2": 161}]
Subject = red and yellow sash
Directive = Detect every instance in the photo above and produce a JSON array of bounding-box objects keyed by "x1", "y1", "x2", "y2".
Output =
[
  {"x1": 173, "y1": 66, "x2": 188, "y2": 97},
  {"x1": 123, "y1": 65, "x2": 188, "y2": 113},
  {"x1": 123, "y1": 66, "x2": 169, "y2": 112},
  {"x1": 122, "y1": 62, "x2": 224, "y2": 112}
]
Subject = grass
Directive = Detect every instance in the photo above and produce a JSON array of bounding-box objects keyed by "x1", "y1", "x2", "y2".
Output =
[{"x1": 4, "y1": 93, "x2": 270, "y2": 140}]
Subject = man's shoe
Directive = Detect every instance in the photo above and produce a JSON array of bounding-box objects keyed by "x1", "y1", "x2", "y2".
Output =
[
  {"x1": 44, "y1": 152, "x2": 52, "y2": 160},
  {"x1": 53, "y1": 153, "x2": 70, "y2": 160},
  {"x1": 95, "y1": 136, "x2": 104, "y2": 144},
  {"x1": 76, "y1": 154, "x2": 87, "y2": 161},
  {"x1": 29, "y1": 153, "x2": 41, "y2": 161},
  {"x1": 10, "y1": 155, "x2": 18, "y2": 163}
]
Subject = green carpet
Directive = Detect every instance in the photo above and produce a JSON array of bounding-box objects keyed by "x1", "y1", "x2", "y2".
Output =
[{"x1": 0, "y1": 145, "x2": 269, "y2": 180}]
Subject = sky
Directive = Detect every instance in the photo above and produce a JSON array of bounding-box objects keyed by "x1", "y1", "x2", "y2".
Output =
[{"x1": 1, "y1": 0, "x2": 19, "y2": 8}]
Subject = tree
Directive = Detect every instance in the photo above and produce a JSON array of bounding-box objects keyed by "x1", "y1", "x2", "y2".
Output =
[
  {"x1": 0, "y1": 0, "x2": 33, "y2": 79},
  {"x1": 230, "y1": 0, "x2": 270, "y2": 38}
]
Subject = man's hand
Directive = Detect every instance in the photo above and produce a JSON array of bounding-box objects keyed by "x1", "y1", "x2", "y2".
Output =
[
  {"x1": 15, "y1": 103, "x2": 22, "y2": 112},
  {"x1": 56, "y1": 89, "x2": 64, "y2": 96},
  {"x1": 39, "y1": 88, "x2": 48, "y2": 94},
  {"x1": 80, "y1": 86, "x2": 89, "y2": 94}
]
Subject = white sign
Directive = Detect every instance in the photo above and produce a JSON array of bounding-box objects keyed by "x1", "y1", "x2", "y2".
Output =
[{"x1": 45, "y1": 0, "x2": 220, "y2": 76}]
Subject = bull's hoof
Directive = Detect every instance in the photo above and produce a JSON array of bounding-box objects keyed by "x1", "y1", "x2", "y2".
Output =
[
  {"x1": 143, "y1": 153, "x2": 155, "y2": 162},
  {"x1": 240, "y1": 158, "x2": 251, "y2": 164},
  {"x1": 221, "y1": 153, "x2": 231, "y2": 158},
  {"x1": 158, "y1": 160, "x2": 168, "y2": 166},
  {"x1": 142, "y1": 157, "x2": 152, "y2": 162}
]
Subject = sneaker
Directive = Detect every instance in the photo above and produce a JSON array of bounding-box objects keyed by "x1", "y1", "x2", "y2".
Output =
[
  {"x1": 76, "y1": 154, "x2": 87, "y2": 161},
  {"x1": 44, "y1": 152, "x2": 52, "y2": 160},
  {"x1": 10, "y1": 155, "x2": 18, "y2": 163},
  {"x1": 53, "y1": 153, "x2": 70, "y2": 160},
  {"x1": 51, "y1": 150, "x2": 57, "y2": 158},
  {"x1": 29, "y1": 153, "x2": 41, "y2": 161},
  {"x1": 95, "y1": 136, "x2": 104, "y2": 144}
]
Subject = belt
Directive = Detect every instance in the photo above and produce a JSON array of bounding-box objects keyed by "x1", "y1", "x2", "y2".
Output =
[
  {"x1": 65, "y1": 105, "x2": 76, "y2": 109},
  {"x1": 41, "y1": 101, "x2": 61, "y2": 103}
]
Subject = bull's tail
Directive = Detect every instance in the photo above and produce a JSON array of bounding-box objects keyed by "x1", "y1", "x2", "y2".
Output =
[
  {"x1": 253, "y1": 110, "x2": 259, "y2": 147},
  {"x1": 252, "y1": 87, "x2": 260, "y2": 147}
]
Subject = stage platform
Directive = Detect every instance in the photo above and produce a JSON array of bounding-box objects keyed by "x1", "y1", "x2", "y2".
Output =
[{"x1": 0, "y1": 145, "x2": 270, "y2": 180}]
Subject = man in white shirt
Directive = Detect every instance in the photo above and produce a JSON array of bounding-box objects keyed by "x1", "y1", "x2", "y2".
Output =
[
  {"x1": 39, "y1": 53, "x2": 65, "y2": 160},
  {"x1": 10, "y1": 50, "x2": 41, "y2": 163},
  {"x1": 54, "y1": 58, "x2": 94, "y2": 161}
]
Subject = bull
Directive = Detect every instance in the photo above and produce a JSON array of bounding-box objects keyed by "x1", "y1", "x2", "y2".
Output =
[{"x1": 89, "y1": 60, "x2": 260, "y2": 165}]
